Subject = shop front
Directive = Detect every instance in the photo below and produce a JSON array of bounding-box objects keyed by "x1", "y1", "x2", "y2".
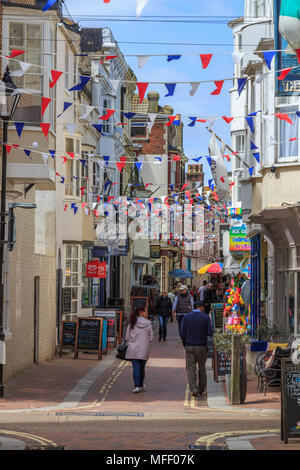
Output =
[{"x1": 249, "y1": 204, "x2": 300, "y2": 342}]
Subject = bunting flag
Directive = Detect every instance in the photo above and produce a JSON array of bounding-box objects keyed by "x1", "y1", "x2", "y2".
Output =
[
  {"x1": 297, "y1": 50, "x2": 300, "y2": 65},
  {"x1": 60, "y1": 156, "x2": 67, "y2": 164},
  {"x1": 135, "y1": 162, "x2": 143, "y2": 171},
  {"x1": 5, "y1": 145, "x2": 12, "y2": 155},
  {"x1": 100, "y1": 55, "x2": 118, "y2": 64},
  {"x1": 122, "y1": 112, "x2": 136, "y2": 120},
  {"x1": 110, "y1": 79, "x2": 120, "y2": 94},
  {"x1": 188, "y1": 117, "x2": 197, "y2": 127},
  {"x1": 15, "y1": 122, "x2": 24, "y2": 138},
  {"x1": 256, "y1": 73, "x2": 268, "y2": 84},
  {"x1": 103, "y1": 156, "x2": 110, "y2": 166},
  {"x1": 80, "y1": 160, "x2": 87, "y2": 167},
  {"x1": 192, "y1": 157, "x2": 202, "y2": 162},
  {"x1": 190, "y1": 82, "x2": 200, "y2": 97},
  {"x1": 165, "y1": 83, "x2": 176, "y2": 97},
  {"x1": 93, "y1": 124, "x2": 107, "y2": 135},
  {"x1": 200, "y1": 54, "x2": 212, "y2": 69},
  {"x1": 11, "y1": 61, "x2": 31, "y2": 77},
  {"x1": 237, "y1": 77, "x2": 247, "y2": 96},
  {"x1": 42, "y1": 0, "x2": 58, "y2": 11},
  {"x1": 65, "y1": 124, "x2": 76, "y2": 136},
  {"x1": 49, "y1": 150, "x2": 55, "y2": 159},
  {"x1": 40, "y1": 123, "x2": 50, "y2": 139},
  {"x1": 49, "y1": 70, "x2": 63, "y2": 88},
  {"x1": 116, "y1": 161, "x2": 125, "y2": 173},
  {"x1": 67, "y1": 152, "x2": 74, "y2": 159},
  {"x1": 263, "y1": 51, "x2": 276, "y2": 70},
  {"x1": 136, "y1": 82, "x2": 149, "y2": 103},
  {"x1": 232, "y1": 51, "x2": 244, "y2": 65},
  {"x1": 154, "y1": 157, "x2": 162, "y2": 162},
  {"x1": 172, "y1": 155, "x2": 181, "y2": 161},
  {"x1": 277, "y1": 68, "x2": 293, "y2": 80},
  {"x1": 223, "y1": 154, "x2": 230, "y2": 162},
  {"x1": 245, "y1": 116, "x2": 254, "y2": 133},
  {"x1": 99, "y1": 109, "x2": 115, "y2": 120},
  {"x1": 6, "y1": 49, "x2": 25, "y2": 59},
  {"x1": 136, "y1": 0, "x2": 149, "y2": 18},
  {"x1": 251, "y1": 141, "x2": 258, "y2": 150},
  {"x1": 253, "y1": 152, "x2": 260, "y2": 163},
  {"x1": 275, "y1": 113, "x2": 293, "y2": 125},
  {"x1": 222, "y1": 116, "x2": 234, "y2": 124},
  {"x1": 24, "y1": 150, "x2": 32, "y2": 159},
  {"x1": 79, "y1": 105, "x2": 94, "y2": 120},
  {"x1": 137, "y1": 55, "x2": 150, "y2": 68},
  {"x1": 167, "y1": 55, "x2": 181, "y2": 62},
  {"x1": 42, "y1": 153, "x2": 49, "y2": 165},
  {"x1": 41, "y1": 97, "x2": 51, "y2": 116},
  {"x1": 211, "y1": 80, "x2": 224, "y2": 95},
  {"x1": 181, "y1": 183, "x2": 189, "y2": 191},
  {"x1": 166, "y1": 116, "x2": 177, "y2": 126},
  {"x1": 248, "y1": 167, "x2": 254, "y2": 176},
  {"x1": 69, "y1": 76, "x2": 91, "y2": 92},
  {"x1": 206, "y1": 157, "x2": 212, "y2": 167},
  {"x1": 57, "y1": 102, "x2": 72, "y2": 118}
]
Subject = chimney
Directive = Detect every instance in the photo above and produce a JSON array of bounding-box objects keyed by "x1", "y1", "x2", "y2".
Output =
[{"x1": 147, "y1": 92, "x2": 160, "y2": 113}]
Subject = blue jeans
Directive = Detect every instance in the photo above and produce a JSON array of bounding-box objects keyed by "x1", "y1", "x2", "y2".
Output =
[
  {"x1": 131, "y1": 359, "x2": 147, "y2": 387},
  {"x1": 158, "y1": 315, "x2": 168, "y2": 340}
]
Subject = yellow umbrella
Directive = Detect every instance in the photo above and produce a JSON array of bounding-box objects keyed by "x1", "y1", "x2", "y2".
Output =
[{"x1": 198, "y1": 264, "x2": 213, "y2": 274}]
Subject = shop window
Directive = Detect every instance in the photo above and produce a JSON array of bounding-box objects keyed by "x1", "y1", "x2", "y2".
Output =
[
  {"x1": 277, "y1": 106, "x2": 298, "y2": 161},
  {"x1": 65, "y1": 138, "x2": 81, "y2": 198},
  {"x1": 81, "y1": 247, "x2": 100, "y2": 308}
]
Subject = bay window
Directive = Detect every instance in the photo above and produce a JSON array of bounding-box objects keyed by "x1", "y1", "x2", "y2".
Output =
[
  {"x1": 65, "y1": 137, "x2": 81, "y2": 198},
  {"x1": 65, "y1": 245, "x2": 80, "y2": 318}
]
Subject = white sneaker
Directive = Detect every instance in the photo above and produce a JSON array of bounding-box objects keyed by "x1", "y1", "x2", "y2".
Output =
[
  {"x1": 139, "y1": 385, "x2": 146, "y2": 391},
  {"x1": 132, "y1": 387, "x2": 140, "y2": 393}
]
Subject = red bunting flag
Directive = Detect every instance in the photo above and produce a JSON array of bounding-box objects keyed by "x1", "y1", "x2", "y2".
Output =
[
  {"x1": 224, "y1": 154, "x2": 230, "y2": 162},
  {"x1": 60, "y1": 156, "x2": 67, "y2": 164},
  {"x1": 296, "y1": 50, "x2": 300, "y2": 64},
  {"x1": 222, "y1": 116, "x2": 234, "y2": 124},
  {"x1": 6, "y1": 49, "x2": 25, "y2": 59},
  {"x1": 145, "y1": 183, "x2": 153, "y2": 189},
  {"x1": 5, "y1": 145, "x2": 12, "y2": 155},
  {"x1": 67, "y1": 152, "x2": 74, "y2": 159},
  {"x1": 116, "y1": 162, "x2": 124, "y2": 173},
  {"x1": 136, "y1": 82, "x2": 149, "y2": 103},
  {"x1": 185, "y1": 190, "x2": 191, "y2": 200},
  {"x1": 275, "y1": 113, "x2": 293, "y2": 125},
  {"x1": 40, "y1": 123, "x2": 50, "y2": 138},
  {"x1": 229, "y1": 182, "x2": 235, "y2": 189},
  {"x1": 49, "y1": 70, "x2": 63, "y2": 88},
  {"x1": 64, "y1": 204, "x2": 68, "y2": 212},
  {"x1": 104, "y1": 0, "x2": 111, "y2": 2},
  {"x1": 166, "y1": 116, "x2": 177, "y2": 126},
  {"x1": 231, "y1": 151, "x2": 238, "y2": 156},
  {"x1": 172, "y1": 155, "x2": 181, "y2": 161},
  {"x1": 100, "y1": 55, "x2": 118, "y2": 64},
  {"x1": 289, "y1": 137, "x2": 297, "y2": 141},
  {"x1": 41, "y1": 97, "x2": 51, "y2": 116},
  {"x1": 200, "y1": 54, "x2": 212, "y2": 69},
  {"x1": 211, "y1": 80, "x2": 224, "y2": 95},
  {"x1": 220, "y1": 177, "x2": 225, "y2": 183},
  {"x1": 181, "y1": 183, "x2": 189, "y2": 191},
  {"x1": 277, "y1": 68, "x2": 293, "y2": 80},
  {"x1": 99, "y1": 109, "x2": 115, "y2": 120},
  {"x1": 197, "y1": 119, "x2": 207, "y2": 123},
  {"x1": 108, "y1": 196, "x2": 115, "y2": 202}
]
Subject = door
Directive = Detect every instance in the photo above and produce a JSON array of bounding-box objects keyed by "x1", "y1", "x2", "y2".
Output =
[{"x1": 34, "y1": 277, "x2": 40, "y2": 364}]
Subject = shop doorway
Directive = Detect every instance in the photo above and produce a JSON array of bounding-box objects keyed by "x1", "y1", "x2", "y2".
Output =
[{"x1": 33, "y1": 276, "x2": 40, "y2": 364}]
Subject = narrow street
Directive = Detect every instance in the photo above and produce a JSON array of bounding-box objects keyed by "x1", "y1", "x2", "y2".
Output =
[{"x1": 0, "y1": 323, "x2": 283, "y2": 451}]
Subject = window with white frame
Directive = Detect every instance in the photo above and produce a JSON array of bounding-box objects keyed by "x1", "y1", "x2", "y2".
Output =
[
  {"x1": 65, "y1": 137, "x2": 81, "y2": 198},
  {"x1": 80, "y1": 150, "x2": 90, "y2": 203},
  {"x1": 102, "y1": 98, "x2": 113, "y2": 134},
  {"x1": 65, "y1": 42, "x2": 70, "y2": 90},
  {"x1": 92, "y1": 160, "x2": 103, "y2": 202},
  {"x1": 277, "y1": 105, "x2": 299, "y2": 161},
  {"x1": 8, "y1": 22, "x2": 43, "y2": 123},
  {"x1": 65, "y1": 244, "x2": 80, "y2": 317}
]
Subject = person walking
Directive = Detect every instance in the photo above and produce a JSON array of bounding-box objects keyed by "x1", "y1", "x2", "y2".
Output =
[
  {"x1": 180, "y1": 301, "x2": 213, "y2": 397},
  {"x1": 172, "y1": 285, "x2": 194, "y2": 336},
  {"x1": 198, "y1": 280, "x2": 208, "y2": 303},
  {"x1": 203, "y1": 283, "x2": 214, "y2": 315},
  {"x1": 125, "y1": 306, "x2": 153, "y2": 393},
  {"x1": 155, "y1": 291, "x2": 173, "y2": 341}
]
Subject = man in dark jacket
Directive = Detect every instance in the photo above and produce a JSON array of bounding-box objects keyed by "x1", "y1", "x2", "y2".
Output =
[
  {"x1": 155, "y1": 291, "x2": 173, "y2": 341},
  {"x1": 172, "y1": 285, "x2": 194, "y2": 336},
  {"x1": 203, "y1": 283, "x2": 214, "y2": 315},
  {"x1": 180, "y1": 301, "x2": 213, "y2": 397}
]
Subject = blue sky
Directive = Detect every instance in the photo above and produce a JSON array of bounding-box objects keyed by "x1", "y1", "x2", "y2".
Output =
[{"x1": 66, "y1": 0, "x2": 244, "y2": 182}]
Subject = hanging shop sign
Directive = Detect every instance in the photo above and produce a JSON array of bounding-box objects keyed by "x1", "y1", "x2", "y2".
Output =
[
  {"x1": 150, "y1": 245, "x2": 161, "y2": 259},
  {"x1": 229, "y1": 223, "x2": 251, "y2": 252},
  {"x1": 86, "y1": 261, "x2": 106, "y2": 278},
  {"x1": 275, "y1": 0, "x2": 300, "y2": 96}
]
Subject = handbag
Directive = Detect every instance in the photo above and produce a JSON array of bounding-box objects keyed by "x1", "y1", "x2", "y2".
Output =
[{"x1": 116, "y1": 341, "x2": 128, "y2": 360}]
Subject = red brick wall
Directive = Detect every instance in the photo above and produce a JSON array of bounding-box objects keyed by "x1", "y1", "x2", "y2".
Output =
[{"x1": 138, "y1": 123, "x2": 166, "y2": 155}]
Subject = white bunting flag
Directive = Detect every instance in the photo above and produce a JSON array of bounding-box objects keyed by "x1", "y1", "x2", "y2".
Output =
[
  {"x1": 137, "y1": 55, "x2": 151, "y2": 68},
  {"x1": 256, "y1": 73, "x2": 268, "y2": 84},
  {"x1": 136, "y1": 0, "x2": 148, "y2": 18},
  {"x1": 42, "y1": 152, "x2": 49, "y2": 165},
  {"x1": 65, "y1": 123, "x2": 77, "y2": 136},
  {"x1": 11, "y1": 61, "x2": 31, "y2": 77},
  {"x1": 110, "y1": 79, "x2": 121, "y2": 95},
  {"x1": 189, "y1": 82, "x2": 200, "y2": 97},
  {"x1": 232, "y1": 52, "x2": 245, "y2": 66},
  {"x1": 79, "y1": 105, "x2": 94, "y2": 120}
]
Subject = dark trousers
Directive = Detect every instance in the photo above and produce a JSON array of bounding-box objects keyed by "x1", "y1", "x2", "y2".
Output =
[
  {"x1": 131, "y1": 359, "x2": 147, "y2": 387},
  {"x1": 158, "y1": 315, "x2": 168, "y2": 340},
  {"x1": 185, "y1": 345, "x2": 208, "y2": 394}
]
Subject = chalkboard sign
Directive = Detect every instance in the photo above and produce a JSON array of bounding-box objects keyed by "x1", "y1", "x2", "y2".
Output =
[
  {"x1": 74, "y1": 317, "x2": 103, "y2": 360},
  {"x1": 281, "y1": 359, "x2": 300, "y2": 444},
  {"x1": 207, "y1": 337, "x2": 214, "y2": 359},
  {"x1": 59, "y1": 321, "x2": 77, "y2": 356},
  {"x1": 63, "y1": 288, "x2": 72, "y2": 314},
  {"x1": 131, "y1": 297, "x2": 148, "y2": 312},
  {"x1": 94, "y1": 310, "x2": 117, "y2": 344},
  {"x1": 213, "y1": 347, "x2": 246, "y2": 382},
  {"x1": 211, "y1": 303, "x2": 225, "y2": 331}
]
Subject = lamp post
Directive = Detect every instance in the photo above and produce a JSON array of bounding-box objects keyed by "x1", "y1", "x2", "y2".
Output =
[{"x1": 0, "y1": 66, "x2": 20, "y2": 397}]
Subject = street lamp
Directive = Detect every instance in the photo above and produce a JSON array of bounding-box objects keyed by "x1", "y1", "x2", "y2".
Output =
[{"x1": 0, "y1": 66, "x2": 21, "y2": 397}]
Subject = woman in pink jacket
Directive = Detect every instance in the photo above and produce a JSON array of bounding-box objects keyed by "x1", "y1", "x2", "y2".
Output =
[{"x1": 125, "y1": 306, "x2": 153, "y2": 393}]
